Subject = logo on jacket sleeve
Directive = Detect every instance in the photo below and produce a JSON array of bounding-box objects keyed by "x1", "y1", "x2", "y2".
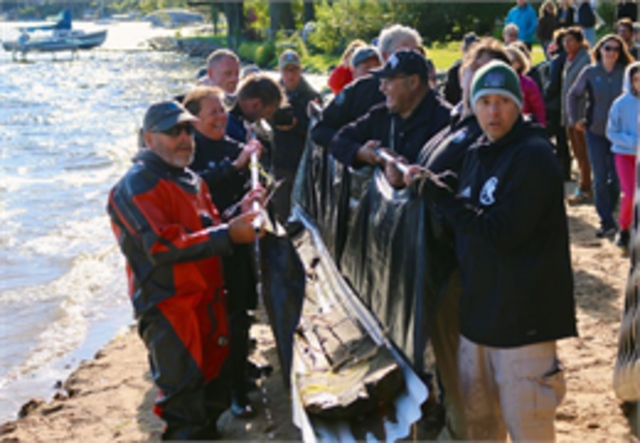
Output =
[{"x1": 480, "y1": 177, "x2": 498, "y2": 205}]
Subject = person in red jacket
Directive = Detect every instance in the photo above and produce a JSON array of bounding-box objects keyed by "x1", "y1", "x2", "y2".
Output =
[
  {"x1": 327, "y1": 39, "x2": 366, "y2": 94},
  {"x1": 107, "y1": 100, "x2": 264, "y2": 440},
  {"x1": 506, "y1": 45, "x2": 547, "y2": 125}
]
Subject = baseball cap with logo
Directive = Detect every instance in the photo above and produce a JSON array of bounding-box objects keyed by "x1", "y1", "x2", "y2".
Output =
[
  {"x1": 143, "y1": 100, "x2": 198, "y2": 133},
  {"x1": 278, "y1": 50, "x2": 301, "y2": 69},
  {"x1": 370, "y1": 49, "x2": 430, "y2": 81},
  {"x1": 470, "y1": 60, "x2": 523, "y2": 110},
  {"x1": 462, "y1": 32, "x2": 479, "y2": 52},
  {"x1": 351, "y1": 45, "x2": 381, "y2": 68}
]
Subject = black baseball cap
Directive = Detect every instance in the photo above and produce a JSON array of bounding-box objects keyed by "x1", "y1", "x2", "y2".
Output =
[
  {"x1": 143, "y1": 100, "x2": 198, "y2": 133},
  {"x1": 370, "y1": 50, "x2": 430, "y2": 81}
]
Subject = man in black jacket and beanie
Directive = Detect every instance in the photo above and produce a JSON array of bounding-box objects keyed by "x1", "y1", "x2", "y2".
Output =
[{"x1": 408, "y1": 61, "x2": 577, "y2": 441}]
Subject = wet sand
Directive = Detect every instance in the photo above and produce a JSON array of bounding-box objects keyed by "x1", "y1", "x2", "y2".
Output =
[{"x1": 1, "y1": 187, "x2": 638, "y2": 441}]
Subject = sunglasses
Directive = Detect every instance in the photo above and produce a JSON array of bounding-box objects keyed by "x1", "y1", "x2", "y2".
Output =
[
  {"x1": 155, "y1": 124, "x2": 194, "y2": 137},
  {"x1": 602, "y1": 45, "x2": 621, "y2": 53}
]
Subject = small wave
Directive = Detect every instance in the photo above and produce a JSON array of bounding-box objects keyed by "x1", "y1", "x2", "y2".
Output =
[{"x1": 0, "y1": 244, "x2": 128, "y2": 381}]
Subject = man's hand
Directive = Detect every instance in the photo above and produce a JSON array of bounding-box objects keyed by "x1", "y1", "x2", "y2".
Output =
[
  {"x1": 228, "y1": 212, "x2": 265, "y2": 244},
  {"x1": 355, "y1": 140, "x2": 384, "y2": 166},
  {"x1": 239, "y1": 187, "x2": 267, "y2": 215},
  {"x1": 404, "y1": 165, "x2": 425, "y2": 187},
  {"x1": 380, "y1": 149, "x2": 407, "y2": 189},
  {"x1": 233, "y1": 139, "x2": 263, "y2": 170},
  {"x1": 419, "y1": 170, "x2": 459, "y2": 204},
  {"x1": 574, "y1": 121, "x2": 586, "y2": 132}
]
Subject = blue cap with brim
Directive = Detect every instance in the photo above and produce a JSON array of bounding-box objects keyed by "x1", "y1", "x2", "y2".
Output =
[{"x1": 143, "y1": 100, "x2": 198, "y2": 133}]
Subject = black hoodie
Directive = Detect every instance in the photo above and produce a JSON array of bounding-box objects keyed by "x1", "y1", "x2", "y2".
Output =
[{"x1": 437, "y1": 118, "x2": 577, "y2": 348}]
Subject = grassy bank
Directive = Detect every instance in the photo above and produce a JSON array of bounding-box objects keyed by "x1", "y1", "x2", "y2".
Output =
[
  {"x1": 300, "y1": 41, "x2": 545, "y2": 75},
  {"x1": 187, "y1": 36, "x2": 545, "y2": 76}
]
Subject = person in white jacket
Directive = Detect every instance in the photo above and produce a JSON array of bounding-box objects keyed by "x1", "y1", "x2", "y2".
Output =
[{"x1": 606, "y1": 61, "x2": 640, "y2": 250}]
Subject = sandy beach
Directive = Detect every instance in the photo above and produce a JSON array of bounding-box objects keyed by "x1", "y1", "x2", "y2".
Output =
[{"x1": 1, "y1": 189, "x2": 639, "y2": 442}]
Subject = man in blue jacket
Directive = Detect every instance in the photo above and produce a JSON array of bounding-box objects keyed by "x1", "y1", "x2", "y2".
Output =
[
  {"x1": 505, "y1": 0, "x2": 538, "y2": 50},
  {"x1": 413, "y1": 61, "x2": 577, "y2": 440}
]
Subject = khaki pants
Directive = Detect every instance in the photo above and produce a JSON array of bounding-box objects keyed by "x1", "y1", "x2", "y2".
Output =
[
  {"x1": 567, "y1": 126, "x2": 591, "y2": 193},
  {"x1": 458, "y1": 336, "x2": 566, "y2": 442}
]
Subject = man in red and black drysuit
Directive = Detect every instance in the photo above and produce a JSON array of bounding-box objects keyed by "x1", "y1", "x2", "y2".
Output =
[{"x1": 107, "y1": 100, "x2": 263, "y2": 440}]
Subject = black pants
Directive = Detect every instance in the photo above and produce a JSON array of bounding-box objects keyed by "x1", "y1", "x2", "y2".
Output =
[
  {"x1": 273, "y1": 168, "x2": 297, "y2": 226},
  {"x1": 223, "y1": 245, "x2": 257, "y2": 397},
  {"x1": 138, "y1": 302, "x2": 230, "y2": 440},
  {"x1": 547, "y1": 109, "x2": 570, "y2": 180}
]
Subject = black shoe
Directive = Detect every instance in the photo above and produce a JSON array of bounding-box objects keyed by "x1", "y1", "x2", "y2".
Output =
[
  {"x1": 247, "y1": 361, "x2": 273, "y2": 379},
  {"x1": 231, "y1": 393, "x2": 255, "y2": 418},
  {"x1": 595, "y1": 225, "x2": 617, "y2": 238},
  {"x1": 615, "y1": 230, "x2": 630, "y2": 249},
  {"x1": 163, "y1": 420, "x2": 220, "y2": 441}
]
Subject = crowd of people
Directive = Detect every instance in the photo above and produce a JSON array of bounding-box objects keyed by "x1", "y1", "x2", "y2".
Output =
[{"x1": 106, "y1": 1, "x2": 640, "y2": 440}]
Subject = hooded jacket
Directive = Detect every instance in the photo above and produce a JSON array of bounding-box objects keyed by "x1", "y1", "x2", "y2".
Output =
[
  {"x1": 607, "y1": 62, "x2": 640, "y2": 156},
  {"x1": 505, "y1": 3, "x2": 538, "y2": 44},
  {"x1": 436, "y1": 118, "x2": 577, "y2": 348},
  {"x1": 568, "y1": 61, "x2": 626, "y2": 135}
]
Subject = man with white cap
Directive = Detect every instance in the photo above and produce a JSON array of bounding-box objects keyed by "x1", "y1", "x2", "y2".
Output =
[
  {"x1": 411, "y1": 61, "x2": 577, "y2": 441},
  {"x1": 107, "y1": 100, "x2": 264, "y2": 440}
]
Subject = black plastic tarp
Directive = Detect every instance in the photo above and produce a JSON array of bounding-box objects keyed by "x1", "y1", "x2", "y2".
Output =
[
  {"x1": 260, "y1": 231, "x2": 306, "y2": 386},
  {"x1": 293, "y1": 118, "x2": 456, "y2": 371}
]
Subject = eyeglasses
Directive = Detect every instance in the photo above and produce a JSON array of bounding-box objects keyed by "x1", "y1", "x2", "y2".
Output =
[
  {"x1": 155, "y1": 124, "x2": 194, "y2": 137},
  {"x1": 602, "y1": 45, "x2": 621, "y2": 53}
]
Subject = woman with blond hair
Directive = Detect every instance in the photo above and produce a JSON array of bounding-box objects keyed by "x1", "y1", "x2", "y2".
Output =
[
  {"x1": 327, "y1": 39, "x2": 366, "y2": 95},
  {"x1": 537, "y1": 0, "x2": 558, "y2": 59},
  {"x1": 506, "y1": 45, "x2": 546, "y2": 125},
  {"x1": 568, "y1": 34, "x2": 635, "y2": 238},
  {"x1": 557, "y1": 0, "x2": 575, "y2": 28}
]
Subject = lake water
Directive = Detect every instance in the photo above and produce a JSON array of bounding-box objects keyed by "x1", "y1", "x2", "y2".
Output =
[
  {"x1": 0, "y1": 21, "x2": 206, "y2": 423},
  {"x1": 0, "y1": 19, "x2": 329, "y2": 424}
]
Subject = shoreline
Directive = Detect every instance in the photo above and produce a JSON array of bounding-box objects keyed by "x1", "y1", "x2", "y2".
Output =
[
  {"x1": 1, "y1": 183, "x2": 639, "y2": 440},
  {"x1": 0, "y1": 322, "x2": 301, "y2": 441}
]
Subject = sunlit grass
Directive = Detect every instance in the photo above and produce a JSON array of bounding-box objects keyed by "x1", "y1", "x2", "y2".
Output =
[{"x1": 301, "y1": 41, "x2": 546, "y2": 74}]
